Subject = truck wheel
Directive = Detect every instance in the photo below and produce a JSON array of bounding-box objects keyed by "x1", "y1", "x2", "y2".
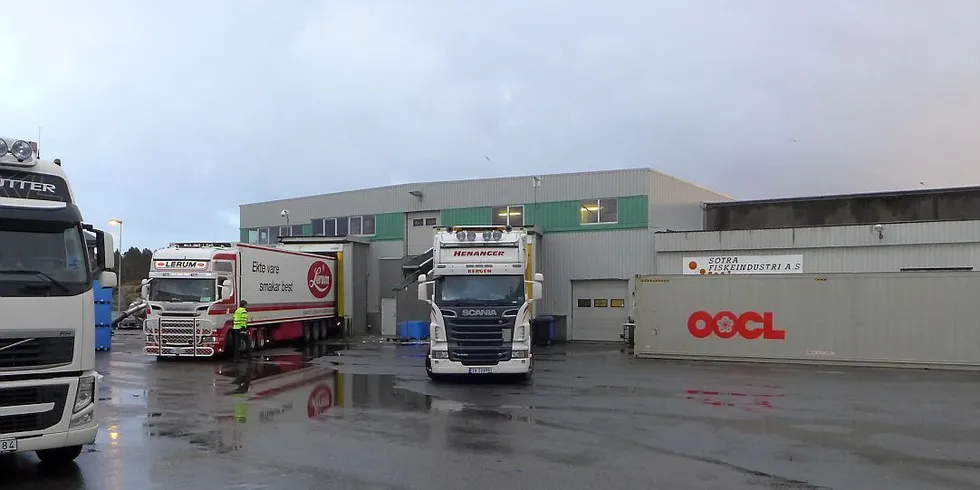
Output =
[
  {"x1": 35, "y1": 445, "x2": 83, "y2": 465},
  {"x1": 425, "y1": 357, "x2": 444, "y2": 383},
  {"x1": 256, "y1": 329, "x2": 266, "y2": 350},
  {"x1": 319, "y1": 321, "x2": 328, "y2": 340},
  {"x1": 302, "y1": 323, "x2": 312, "y2": 343}
]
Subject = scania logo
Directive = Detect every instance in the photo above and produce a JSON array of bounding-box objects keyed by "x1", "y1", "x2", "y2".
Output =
[{"x1": 461, "y1": 309, "x2": 497, "y2": 317}]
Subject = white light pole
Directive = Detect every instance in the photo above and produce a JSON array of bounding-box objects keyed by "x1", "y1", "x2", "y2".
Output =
[{"x1": 109, "y1": 218, "x2": 123, "y2": 313}]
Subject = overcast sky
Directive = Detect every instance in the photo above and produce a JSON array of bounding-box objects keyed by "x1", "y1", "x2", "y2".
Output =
[{"x1": 3, "y1": 1, "x2": 978, "y2": 249}]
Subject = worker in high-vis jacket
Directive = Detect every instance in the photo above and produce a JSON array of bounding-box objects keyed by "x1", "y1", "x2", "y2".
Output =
[{"x1": 231, "y1": 300, "x2": 251, "y2": 361}]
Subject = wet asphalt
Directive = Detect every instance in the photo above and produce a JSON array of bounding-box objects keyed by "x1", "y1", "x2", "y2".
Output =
[{"x1": 2, "y1": 332, "x2": 979, "y2": 490}]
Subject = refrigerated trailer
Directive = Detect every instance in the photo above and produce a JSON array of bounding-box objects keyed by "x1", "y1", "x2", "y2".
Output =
[
  {"x1": 142, "y1": 243, "x2": 342, "y2": 357},
  {"x1": 633, "y1": 272, "x2": 980, "y2": 369}
]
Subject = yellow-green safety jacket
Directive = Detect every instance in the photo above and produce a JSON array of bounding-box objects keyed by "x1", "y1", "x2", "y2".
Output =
[{"x1": 233, "y1": 307, "x2": 249, "y2": 330}]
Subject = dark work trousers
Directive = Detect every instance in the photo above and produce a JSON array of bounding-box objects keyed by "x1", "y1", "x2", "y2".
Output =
[{"x1": 231, "y1": 329, "x2": 252, "y2": 361}]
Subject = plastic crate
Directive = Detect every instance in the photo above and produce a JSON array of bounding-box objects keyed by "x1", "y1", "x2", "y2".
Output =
[
  {"x1": 95, "y1": 326, "x2": 112, "y2": 351},
  {"x1": 94, "y1": 303, "x2": 113, "y2": 327},
  {"x1": 92, "y1": 279, "x2": 113, "y2": 303},
  {"x1": 397, "y1": 320, "x2": 430, "y2": 340}
]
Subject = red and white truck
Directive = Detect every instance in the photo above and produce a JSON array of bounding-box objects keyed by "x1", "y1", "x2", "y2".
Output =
[{"x1": 141, "y1": 242, "x2": 342, "y2": 358}]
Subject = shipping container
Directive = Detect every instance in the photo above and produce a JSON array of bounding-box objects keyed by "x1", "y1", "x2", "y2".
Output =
[{"x1": 633, "y1": 272, "x2": 980, "y2": 370}]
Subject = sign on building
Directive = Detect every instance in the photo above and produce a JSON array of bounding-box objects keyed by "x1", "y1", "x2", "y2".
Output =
[{"x1": 683, "y1": 254, "x2": 803, "y2": 275}]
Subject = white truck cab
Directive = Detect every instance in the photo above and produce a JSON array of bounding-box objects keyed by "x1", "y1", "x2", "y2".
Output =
[
  {"x1": 0, "y1": 136, "x2": 117, "y2": 464},
  {"x1": 417, "y1": 225, "x2": 542, "y2": 382}
]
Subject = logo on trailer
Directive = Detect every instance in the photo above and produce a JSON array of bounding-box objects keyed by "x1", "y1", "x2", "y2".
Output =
[
  {"x1": 461, "y1": 309, "x2": 497, "y2": 317},
  {"x1": 307, "y1": 261, "x2": 333, "y2": 298},
  {"x1": 453, "y1": 250, "x2": 505, "y2": 257},
  {"x1": 687, "y1": 311, "x2": 786, "y2": 340},
  {"x1": 155, "y1": 260, "x2": 208, "y2": 270},
  {"x1": 307, "y1": 384, "x2": 333, "y2": 417}
]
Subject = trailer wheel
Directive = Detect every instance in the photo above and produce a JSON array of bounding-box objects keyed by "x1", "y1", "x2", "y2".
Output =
[
  {"x1": 256, "y1": 329, "x2": 266, "y2": 350},
  {"x1": 318, "y1": 321, "x2": 328, "y2": 340}
]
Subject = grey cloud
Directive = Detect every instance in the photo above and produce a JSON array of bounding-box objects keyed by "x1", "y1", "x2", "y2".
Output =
[{"x1": 2, "y1": 0, "x2": 978, "y2": 248}]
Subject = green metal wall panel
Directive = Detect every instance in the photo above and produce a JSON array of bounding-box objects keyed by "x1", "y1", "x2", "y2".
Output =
[
  {"x1": 373, "y1": 212, "x2": 404, "y2": 241},
  {"x1": 240, "y1": 228, "x2": 250, "y2": 242},
  {"x1": 301, "y1": 223, "x2": 313, "y2": 236},
  {"x1": 525, "y1": 195, "x2": 648, "y2": 232},
  {"x1": 441, "y1": 206, "x2": 492, "y2": 226}
]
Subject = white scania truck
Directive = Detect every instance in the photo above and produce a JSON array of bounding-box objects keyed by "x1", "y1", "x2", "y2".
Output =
[
  {"x1": 417, "y1": 225, "x2": 542, "y2": 382},
  {"x1": 0, "y1": 136, "x2": 117, "y2": 464}
]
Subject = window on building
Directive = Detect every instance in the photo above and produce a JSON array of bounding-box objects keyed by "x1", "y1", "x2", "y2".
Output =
[
  {"x1": 610, "y1": 298, "x2": 626, "y2": 308},
  {"x1": 576, "y1": 298, "x2": 591, "y2": 308},
  {"x1": 424, "y1": 217, "x2": 437, "y2": 226},
  {"x1": 492, "y1": 205, "x2": 524, "y2": 227},
  {"x1": 412, "y1": 218, "x2": 424, "y2": 227},
  {"x1": 312, "y1": 219, "x2": 325, "y2": 236},
  {"x1": 279, "y1": 226, "x2": 291, "y2": 237},
  {"x1": 291, "y1": 225, "x2": 304, "y2": 236},
  {"x1": 580, "y1": 198, "x2": 618, "y2": 224},
  {"x1": 247, "y1": 229, "x2": 259, "y2": 244},
  {"x1": 321, "y1": 218, "x2": 337, "y2": 237},
  {"x1": 335, "y1": 217, "x2": 348, "y2": 236},
  {"x1": 257, "y1": 227, "x2": 270, "y2": 244},
  {"x1": 349, "y1": 216, "x2": 362, "y2": 235},
  {"x1": 363, "y1": 215, "x2": 376, "y2": 235},
  {"x1": 593, "y1": 298, "x2": 609, "y2": 307}
]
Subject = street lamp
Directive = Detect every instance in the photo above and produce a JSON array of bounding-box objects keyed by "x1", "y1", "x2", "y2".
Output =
[{"x1": 109, "y1": 218, "x2": 123, "y2": 314}]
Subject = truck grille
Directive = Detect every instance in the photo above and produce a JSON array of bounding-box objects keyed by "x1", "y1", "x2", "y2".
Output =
[
  {"x1": 0, "y1": 337, "x2": 74, "y2": 370},
  {"x1": 0, "y1": 384, "x2": 69, "y2": 434},
  {"x1": 446, "y1": 318, "x2": 513, "y2": 366},
  {"x1": 152, "y1": 317, "x2": 212, "y2": 344}
]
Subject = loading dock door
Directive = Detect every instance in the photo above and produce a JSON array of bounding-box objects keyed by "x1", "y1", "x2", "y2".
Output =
[{"x1": 571, "y1": 280, "x2": 629, "y2": 342}]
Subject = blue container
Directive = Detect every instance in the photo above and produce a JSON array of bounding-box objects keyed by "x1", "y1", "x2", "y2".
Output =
[
  {"x1": 95, "y1": 326, "x2": 112, "y2": 351},
  {"x1": 94, "y1": 303, "x2": 113, "y2": 327},
  {"x1": 398, "y1": 320, "x2": 430, "y2": 340},
  {"x1": 532, "y1": 316, "x2": 555, "y2": 346},
  {"x1": 92, "y1": 279, "x2": 113, "y2": 303}
]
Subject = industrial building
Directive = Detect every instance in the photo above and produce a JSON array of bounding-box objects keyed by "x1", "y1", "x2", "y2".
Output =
[
  {"x1": 238, "y1": 168, "x2": 731, "y2": 342},
  {"x1": 655, "y1": 186, "x2": 980, "y2": 275}
]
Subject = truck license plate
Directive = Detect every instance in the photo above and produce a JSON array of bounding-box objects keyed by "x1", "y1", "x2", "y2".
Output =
[
  {"x1": 0, "y1": 438, "x2": 18, "y2": 453},
  {"x1": 468, "y1": 367, "x2": 492, "y2": 374}
]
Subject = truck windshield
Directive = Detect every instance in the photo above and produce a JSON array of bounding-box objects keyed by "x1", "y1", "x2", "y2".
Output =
[
  {"x1": 0, "y1": 220, "x2": 90, "y2": 296},
  {"x1": 148, "y1": 278, "x2": 216, "y2": 303},
  {"x1": 435, "y1": 275, "x2": 525, "y2": 305}
]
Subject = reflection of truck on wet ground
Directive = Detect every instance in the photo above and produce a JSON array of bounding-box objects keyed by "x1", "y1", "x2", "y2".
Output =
[
  {"x1": 0, "y1": 137, "x2": 118, "y2": 464},
  {"x1": 141, "y1": 242, "x2": 343, "y2": 358},
  {"x1": 415, "y1": 225, "x2": 542, "y2": 382}
]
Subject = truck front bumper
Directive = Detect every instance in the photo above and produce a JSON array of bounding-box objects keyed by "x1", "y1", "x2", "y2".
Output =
[
  {"x1": 429, "y1": 356, "x2": 532, "y2": 375},
  {"x1": 0, "y1": 371, "x2": 100, "y2": 454}
]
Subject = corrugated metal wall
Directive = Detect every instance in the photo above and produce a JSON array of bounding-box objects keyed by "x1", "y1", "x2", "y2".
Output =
[
  {"x1": 539, "y1": 229, "x2": 657, "y2": 316},
  {"x1": 240, "y1": 168, "x2": 653, "y2": 228},
  {"x1": 656, "y1": 220, "x2": 980, "y2": 274},
  {"x1": 649, "y1": 171, "x2": 735, "y2": 231}
]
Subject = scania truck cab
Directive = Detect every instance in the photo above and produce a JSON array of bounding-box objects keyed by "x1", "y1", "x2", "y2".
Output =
[
  {"x1": 417, "y1": 225, "x2": 542, "y2": 382},
  {"x1": 0, "y1": 136, "x2": 117, "y2": 464}
]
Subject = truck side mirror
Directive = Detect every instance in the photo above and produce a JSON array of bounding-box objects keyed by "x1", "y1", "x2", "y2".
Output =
[
  {"x1": 140, "y1": 278, "x2": 150, "y2": 299},
  {"x1": 98, "y1": 271, "x2": 117, "y2": 289},
  {"x1": 533, "y1": 272, "x2": 544, "y2": 282},
  {"x1": 220, "y1": 279, "x2": 234, "y2": 300},
  {"x1": 530, "y1": 281, "x2": 542, "y2": 302},
  {"x1": 95, "y1": 229, "x2": 115, "y2": 271},
  {"x1": 417, "y1": 282, "x2": 429, "y2": 302}
]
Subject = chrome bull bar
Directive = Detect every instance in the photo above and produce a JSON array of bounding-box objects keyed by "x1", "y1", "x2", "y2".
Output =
[{"x1": 143, "y1": 316, "x2": 217, "y2": 357}]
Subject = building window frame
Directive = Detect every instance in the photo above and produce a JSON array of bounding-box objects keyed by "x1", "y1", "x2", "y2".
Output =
[
  {"x1": 491, "y1": 205, "x2": 525, "y2": 227},
  {"x1": 256, "y1": 227, "x2": 270, "y2": 244},
  {"x1": 279, "y1": 225, "x2": 291, "y2": 237},
  {"x1": 580, "y1": 198, "x2": 618, "y2": 225}
]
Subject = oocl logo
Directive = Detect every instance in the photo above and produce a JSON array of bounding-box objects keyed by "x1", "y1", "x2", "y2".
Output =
[
  {"x1": 307, "y1": 384, "x2": 333, "y2": 417},
  {"x1": 687, "y1": 310, "x2": 786, "y2": 340},
  {"x1": 307, "y1": 261, "x2": 332, "y2": 298}
]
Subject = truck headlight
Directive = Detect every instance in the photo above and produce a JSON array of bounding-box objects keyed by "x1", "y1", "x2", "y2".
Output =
[
  {"x1": 512, "y1": 325, "x2": 527, "y2": 342},
  {"x1": 74, "y1": 376, "x2": 95, "y2": 413}
]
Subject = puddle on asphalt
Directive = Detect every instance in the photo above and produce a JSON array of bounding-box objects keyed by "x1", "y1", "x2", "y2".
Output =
[{"x1": 121, "y1": 344, "x2": 536, "y2": 455}]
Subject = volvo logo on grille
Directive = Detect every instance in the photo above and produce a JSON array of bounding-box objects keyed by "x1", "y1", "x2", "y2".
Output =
[{"x1": 460, "y1": 309, "x2": 497, "y2": 317}]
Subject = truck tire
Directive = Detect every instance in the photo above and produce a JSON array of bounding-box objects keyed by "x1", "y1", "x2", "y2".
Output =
[
  {"x1": 425, "y1": 357, "x2": 445, "y2": 383},
  {"x1": 302, "y1": 323, "x2": 313, "y2": 343},
  {"x1": 318, "y1": 321, "x2": 328, "y2": 340},
  {"x1": 35, "y1": 445, "x2": 83, "y2": 465}
]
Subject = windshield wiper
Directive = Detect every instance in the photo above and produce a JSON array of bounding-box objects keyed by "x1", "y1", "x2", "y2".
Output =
[{"x1": 0, "y1": 269, "x2": 71, "y2": 292}]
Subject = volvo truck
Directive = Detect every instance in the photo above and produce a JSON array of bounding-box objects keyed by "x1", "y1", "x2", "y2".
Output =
[
  {"x1": 417, "y1": 225, "x2": 542, "y2": 382},
  {"x1": 0, "y1": 136, "x2": 117, "y2": 464},
  {"x1": 141, "y1": 242, "x2": 341, "y2": 358}
]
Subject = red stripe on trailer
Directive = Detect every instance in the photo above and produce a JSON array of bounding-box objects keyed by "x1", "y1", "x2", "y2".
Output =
[{"x1": 209, "y1": 301, "x2": 335, "y2": 315}]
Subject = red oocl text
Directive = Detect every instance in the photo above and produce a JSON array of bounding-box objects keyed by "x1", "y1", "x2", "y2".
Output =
[{"x1": 687, "y1": 310, "x2": 786, "y2": 340}]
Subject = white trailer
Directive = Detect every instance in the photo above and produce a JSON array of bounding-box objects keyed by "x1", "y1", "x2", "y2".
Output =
[
  {"x1": 633, "y1": 272, "x2": 980, "y2": 369},
  {"x1": 416, "y1": 225, "x2": 542, "y2": 381},
  {"x1": 142, "y1": 243, "x2": 342, "y2": 357},
  {"x1": 0, "y1": 136, "x2": 117, "y2": 464}
]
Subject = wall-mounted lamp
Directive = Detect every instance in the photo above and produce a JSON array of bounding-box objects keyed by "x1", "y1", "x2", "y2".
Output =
[
  {"x1": 281, "y1": 209, "x2": 290, "y2": 227},
  {"x1": 874, "y1": 223, "x2": 883, "y2": 240},
  {"x1": 409, "y1": 190, "x2": 424, "y2": 202}
]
